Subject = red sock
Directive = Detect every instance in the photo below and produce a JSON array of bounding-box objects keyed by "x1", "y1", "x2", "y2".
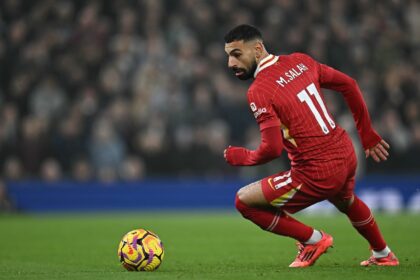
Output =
[
  {"x1": 235, "y1": 195, "x2": 313, "y2": 242},
  {"x1": 346, "y1": 195, "x2": 386, "y2": 251}
]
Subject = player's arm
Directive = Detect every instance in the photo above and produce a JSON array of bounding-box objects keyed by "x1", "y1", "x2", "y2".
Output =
[
  {"x1": 224, "y1": 89, "x2": 283, "y2": 166},
  {"x1": 318, "y1": 63, "x2": 389, "y2": 162},
  {"x1": 224, "y1": 125, "x2": 283, "y2": 166}
]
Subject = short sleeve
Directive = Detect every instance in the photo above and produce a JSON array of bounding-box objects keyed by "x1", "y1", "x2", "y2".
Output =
[{"x1": 247, "y1": 88, "x2": 281, "y2": 131}]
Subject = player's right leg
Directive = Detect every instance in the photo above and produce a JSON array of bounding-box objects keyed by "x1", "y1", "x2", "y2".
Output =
[
  {"x1": 235, "y1": 180, "x2": 315, "y2": 242},
  {"x1": 235, "y1": 172, "x2": 333, "y2": 267}
]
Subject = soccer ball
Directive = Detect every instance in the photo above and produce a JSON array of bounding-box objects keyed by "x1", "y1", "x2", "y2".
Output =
[{"x1": 117, "y1": 229, "x2": 164, "y2": 271}]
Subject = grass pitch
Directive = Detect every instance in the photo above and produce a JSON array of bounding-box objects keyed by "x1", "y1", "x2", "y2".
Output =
[{"x1": 0, "y1": 211, "x2": 419, "y2": 280}]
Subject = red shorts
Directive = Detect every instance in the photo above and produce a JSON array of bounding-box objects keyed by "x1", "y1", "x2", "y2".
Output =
[{"x1": 261, "y1": 157, "x2": 357, "y2": 214}]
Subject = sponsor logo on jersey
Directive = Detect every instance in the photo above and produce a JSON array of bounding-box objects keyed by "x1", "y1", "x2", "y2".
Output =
[{"x1": 253, "y1": 107, "x2": 267, "y2": 119}]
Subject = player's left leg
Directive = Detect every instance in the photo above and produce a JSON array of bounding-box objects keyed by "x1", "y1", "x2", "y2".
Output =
[
  {"x1": 329, "y1": 195, "x2": 388, "y2": 251},
  {"x1": 235, "y1": 173, "x2": 333, "y2": 267},
  {"x1": 329, "y1": 194, "x2": 399, "y2": 266}
]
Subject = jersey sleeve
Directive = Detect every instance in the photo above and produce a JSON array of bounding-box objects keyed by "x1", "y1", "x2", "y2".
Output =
[
  {"x1": 317, "y1": 62, "x2": 381, "y2": 150},
  {"x1": 247, "y1": 87, "x2": 281, "y2": 131},
  {"x1": 225, "y1": 126, "x2": 283, "y2": 166}
]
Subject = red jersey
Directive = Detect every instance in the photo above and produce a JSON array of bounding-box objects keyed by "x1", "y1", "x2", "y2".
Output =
[{"x1": 246, "y1": 53, "x2": 380, "y2": 178}]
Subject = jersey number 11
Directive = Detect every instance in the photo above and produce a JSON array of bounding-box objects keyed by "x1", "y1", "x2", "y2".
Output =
[{"x1": 297, "y1": 83, "x2": 336, "y2": 134}]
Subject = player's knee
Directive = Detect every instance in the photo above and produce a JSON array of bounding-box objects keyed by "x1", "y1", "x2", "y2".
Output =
[
  {"x1": 236, "y1": 187, "x2": 247, "y2": 203},
  {"x1": 235, "y1": 194, "x2": 247, "y2": 213},
  {"x1": 331, "y1": 195, "x2": 354, "y2": 213},
  {"x1": 235, "y1": 194, "x2": 252, "y2": 219},
  {"x1": 236, "y1": 181, "x2": 264, "y2": 207}
]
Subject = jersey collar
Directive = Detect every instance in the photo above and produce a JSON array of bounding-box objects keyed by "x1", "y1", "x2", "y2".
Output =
[{"x1": 254, "y1": 54, "x2": 279, "y2": 78}]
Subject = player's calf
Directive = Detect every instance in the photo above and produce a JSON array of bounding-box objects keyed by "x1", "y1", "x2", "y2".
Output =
[{"x1": 235, "y1": 194, "x2": 272, "y2": 229}]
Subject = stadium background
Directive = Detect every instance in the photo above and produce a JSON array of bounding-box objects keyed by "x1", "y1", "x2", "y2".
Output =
[
  {"x1": 2, "y1": 0, "x2": 420, "y2": 208},
  {"x1": 0, "y1": 1, "x2": 420, "y2": 279},
  {"x1": 0, "y1": 0, "x2": 419, "y2": 213}
]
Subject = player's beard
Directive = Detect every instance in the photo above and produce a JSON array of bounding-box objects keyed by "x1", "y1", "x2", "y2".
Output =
[{"x1": 232, "y1": 59, "x2": 258, "y2": 80}]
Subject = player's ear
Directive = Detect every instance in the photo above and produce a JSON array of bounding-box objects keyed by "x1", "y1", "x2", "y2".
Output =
[{"x1": 254, "y1": 40, "x2": 264, "y2": 60}]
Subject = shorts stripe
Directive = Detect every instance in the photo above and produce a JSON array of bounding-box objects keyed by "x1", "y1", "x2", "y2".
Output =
[{"x1": 270, "y1": 184, "x2": 302, "y2": 207}]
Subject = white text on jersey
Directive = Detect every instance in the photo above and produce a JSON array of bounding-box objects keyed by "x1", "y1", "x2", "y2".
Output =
[
  {"x1": 276, "y1": 63, "x2": 308, "y2": 88},
  {"x1": 250, "y1": 102, "x2": 267, "y2": 119}
]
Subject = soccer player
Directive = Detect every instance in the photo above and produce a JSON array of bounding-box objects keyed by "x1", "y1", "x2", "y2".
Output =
[{"x1": 223, "y1": 24, "x2": 399, "y2": 268}]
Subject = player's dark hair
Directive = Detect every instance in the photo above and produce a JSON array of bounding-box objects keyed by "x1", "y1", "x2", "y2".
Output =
[{"x1": 224, "y1": 24, "x2": 263, "y2": 43}]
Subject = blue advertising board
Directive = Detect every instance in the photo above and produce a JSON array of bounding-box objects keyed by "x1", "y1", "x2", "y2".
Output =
[{"x1": 5, "y1": 176, "x2": 420, "y2": 213}]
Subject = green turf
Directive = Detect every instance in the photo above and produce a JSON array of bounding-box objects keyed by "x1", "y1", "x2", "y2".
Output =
[{"x1": 0, "y1": 211, "x2": 419, "y2": 280}]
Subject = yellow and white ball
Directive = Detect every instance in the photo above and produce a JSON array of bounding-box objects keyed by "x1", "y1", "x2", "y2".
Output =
[{"x1": 118, "y1": 229, "x2": 164, "y2": 271}]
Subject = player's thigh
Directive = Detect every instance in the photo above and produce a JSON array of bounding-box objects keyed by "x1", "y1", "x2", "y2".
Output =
[
  {"x1": 236, "y1": 180, "x2": 268, "y2": 207},
  {"x1": 328, "y1": 177, "x2": 356, "y2": 213},
  {"x1": 260, "y1": 170, "x2": 322, "y2": 213},
  {"x1": 328, "y1": 165, "x2": 357, "y2": 212}
]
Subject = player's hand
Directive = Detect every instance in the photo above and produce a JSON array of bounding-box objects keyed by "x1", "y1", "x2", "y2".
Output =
[
  {"x1": 365, "y1": 139, "x2": 390, "y2": 162},
  {"x1": 224, "y1": 146, "x2": 250, "y2": 166},
  {"x1": 223, "y1": 145, "x2": 231, "y2": 160}
]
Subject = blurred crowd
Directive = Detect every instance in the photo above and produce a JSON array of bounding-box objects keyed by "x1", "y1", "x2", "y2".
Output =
[{"x1": 0, "y1": 0, "x2": 419, "y2": 183}]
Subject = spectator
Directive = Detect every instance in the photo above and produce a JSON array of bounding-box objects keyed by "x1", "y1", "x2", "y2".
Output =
[
  {"x1": 120, "y1": 156, "x2": 146, "y2": 181},
  {"x1": 29, "y1": 76, "x2": 67, "y2": 122},
  {"x1": 18, "y1": 117, "x2": 49, "y2": 176},
  {"x1": 2, "y1": 157, "x2": 24, "y2": 181},
  {"x1": 40, "y1": 158, "x2": 63, "y2": 182},
  {"x1": 89, "y1": 117, "x2": 126, "y2": 177},
  {"x1": 72, "y1": 158, "x2": 94, "y2": 182}
]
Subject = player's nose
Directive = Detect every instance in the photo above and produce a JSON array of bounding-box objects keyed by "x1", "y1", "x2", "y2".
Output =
[{"x1": 228, "y1": 56, "x2": 237, "y2": 68}]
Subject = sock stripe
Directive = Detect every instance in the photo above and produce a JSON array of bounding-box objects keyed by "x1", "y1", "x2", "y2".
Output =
[
  {"x1": 266, "y1": 211, "x2": 281, "y2": 232},
  {"x1": 352, "y1": 215, "x2": 373, "y2": 227},
  {"x1": 351, "y1": 213, "x2": 373, "y2": 227}
]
